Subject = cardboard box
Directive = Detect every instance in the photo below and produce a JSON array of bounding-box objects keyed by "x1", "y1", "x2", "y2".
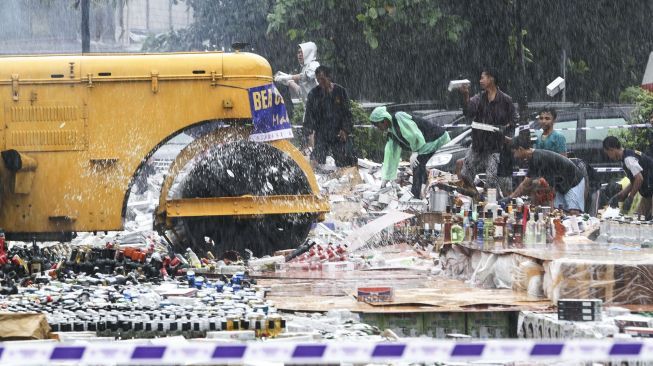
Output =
[
  {"x1": 423, "y1": 312, "x2": 466, "y2": 338},
  {"x1": 323, "y1": 261, "x2": 355, "y2": 272},
  {"x1": 383, "y1": 313, "x2": 424, "y2": 337},
  {"x1": 558, "y1": 298, "x2": 603, "y2": 321},
  {"x1": 206, "y1": 330, "x2": 256, "y2": 341},
  {"x1": 467, "y1": 312, "x2": 512, "y2": 339},
  {"x1": 0, "y1": 313, "x2": 51, "y2": 340},
  {"x1": 359, "y1": 313, "x2": 385, "y2": 330},
  {"x1": 357, "y1": 287, "x2": 394, "y2": 304}
]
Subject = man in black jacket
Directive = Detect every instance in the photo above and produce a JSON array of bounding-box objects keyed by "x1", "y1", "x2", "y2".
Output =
[
  {"x1": 460, "y1": 68, "x2": 518, "y2": 196},
  {"x1": 304, "y1": 65, "x2": 357, "y2": 167}
]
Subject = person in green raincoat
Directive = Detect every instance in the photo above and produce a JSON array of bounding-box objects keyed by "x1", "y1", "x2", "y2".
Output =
[{"x1": 369, "y1": 106, "x2": 451, "y2": 198}]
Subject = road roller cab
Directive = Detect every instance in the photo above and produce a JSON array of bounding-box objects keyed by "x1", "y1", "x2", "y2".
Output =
[{"x1": 0, "y1": 51, "x2": 329, "y2": 255}]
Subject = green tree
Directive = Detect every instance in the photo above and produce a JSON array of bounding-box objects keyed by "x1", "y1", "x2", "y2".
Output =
[
  {"x1": 142, "y1": 0, "x2": 653, "y2": 105},
  {"x1": 290, "y1": 100, "x2": 386, "y2": 161},
  {"x1": 616, "y1": 88, "x2": 653, "y2": 154},
  {"x1": 267, "y1": 0, "x2": 468, "y2": 101}
]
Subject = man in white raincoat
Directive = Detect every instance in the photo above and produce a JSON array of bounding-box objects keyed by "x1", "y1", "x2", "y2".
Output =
[
  {"x1": 274, "y1": 41, "x2": 320, "y2": 103},
  {"x1": 369, "y1": 106, "x2": 451, "y2": 199}
]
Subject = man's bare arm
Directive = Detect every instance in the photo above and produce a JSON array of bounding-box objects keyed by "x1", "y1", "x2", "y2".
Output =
[{"x1": 510, "y1": 177, "x2": 532, "y2": 199}]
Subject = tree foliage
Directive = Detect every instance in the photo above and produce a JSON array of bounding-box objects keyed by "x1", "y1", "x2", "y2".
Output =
[
  {"x1": 142, "y1": 0, "x2": 653, "y2": 105},
  {"x1": 617, "y1": 88, "x2": 653, "y2": 155},
  {"x1": 266, "y1": 0, "x2": 470, "y2": 102}
]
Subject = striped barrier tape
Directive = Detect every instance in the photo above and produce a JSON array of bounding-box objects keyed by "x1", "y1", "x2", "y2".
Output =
[
  {"x1": 2, "y1": 339, "x2": 653, "y2": 365},
  {"x1": 295, "y1": 123, "x2": 651, "y2": 130},
  {"x1": 547, "y1": 123, "x2": 652, "y2": 131},
  {"x1": 438, "y1": 123, "x2": 651, "y2": 130},
  {"x1": 513, "y1": 166, "x2": 624, "y2": 177}
]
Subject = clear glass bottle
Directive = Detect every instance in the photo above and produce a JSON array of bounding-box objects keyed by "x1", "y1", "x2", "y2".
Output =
[
  {"x1": 513, "y1": 211, "x2": 524, "y2": 248},
  {"x1": 536, "y1": 212, "x2": 547, "y2": 247},
  {"x1": 525, "y1": 212, "x2": 537, "y2": 247},
  {"x1": 605, "y1": 219, "x2": 614, "y2": 243},
  {"x1": 597, "y1": 219, "x2": 608, "y2": 243},
  {"x1": 642, "y1": 223, "x2": 653, "y2": 248},
  {"x1": 464, "y1": 210, "x2": 474, "y2": 242},
  {"x1": 504, "y1": 206, "x2": 515, "y2": 248},
  {"x1": 613, "y1": 220, "x2": 625, "y2": 244}
]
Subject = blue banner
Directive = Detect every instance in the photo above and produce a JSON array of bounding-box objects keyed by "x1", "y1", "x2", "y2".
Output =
[{"x1": 248, "y1": 83, "x2": 293, "y2": 142}]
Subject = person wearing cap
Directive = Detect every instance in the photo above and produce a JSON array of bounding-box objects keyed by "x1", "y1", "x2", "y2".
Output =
[
  {"x1": 460, "y1": 67, "x2": 518, "y2": 196},
  {"x1": 535, "y1": 107, "x2": 567, "y2": 156},
  {"x1": 369, "y1": 106, "x2": 451, "y2": 198},
  {"x1": 507, "y1": 137, "x2": 586, "y2": 215},
  {"x1": 603, "y1": 136, "x2": 653, "y2": 219}
]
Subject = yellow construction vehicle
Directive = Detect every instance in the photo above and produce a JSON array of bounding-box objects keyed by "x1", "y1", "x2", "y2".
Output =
[{"x1": 0, "y1": 51, "x2": 329, "y2": 255}]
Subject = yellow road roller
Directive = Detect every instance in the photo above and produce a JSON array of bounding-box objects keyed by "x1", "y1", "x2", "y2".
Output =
[{"x1": 0, "y1": 51, "x2": 329, "y2": 255}]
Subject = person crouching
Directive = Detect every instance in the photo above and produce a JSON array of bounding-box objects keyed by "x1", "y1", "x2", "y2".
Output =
[{"x1": 369, "y1": 106, "x2": 451, "y2": 199}]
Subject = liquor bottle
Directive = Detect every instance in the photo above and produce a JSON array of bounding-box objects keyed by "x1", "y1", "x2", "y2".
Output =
[
  {"x1": 29, "y1": 238, "x2": 44, "y2": 275},
  {"x1": 516, "y1": 203, "x2": 524, "y2": 226},
  {"x1": 456, "y1": 206, "x2": 465, "y2": 222},
  {"x1": 493, "y1": 209, "x2": 505, "y2": 244},
  {"x1": 476, "y1": 209, "x2": 485, "y2": 245},
  {"x1": 433, "y1": 222, "x2": 443, "y2": 247},
  {"x1": 473, "y1": 204, "x2": 482, "y2": 222},
  {"x1": 536, "y1": 212, "x2": 547, "y2": 246},
  {"x1": 513, "y1": 211, "x2": 524, "y2": 247},
  {"x1": 450, "y1": 209, "x2": 464, "y2": 244},
  {"x1": 522, "y1": 204, "x2": 530, "y2": 231},
  {"x1": 504, "y1": 206, "x2": 515, "y2": 248},
  {"x1": 443, "y1": 206, "x2": 452, "y2": 244},
  {"x1": 483, "y1": 210, "x2": 495, "y2": 246},
  {"x1": 553, "y1": 214, "x2": 566, "y2": 245},
  {"x1": 546, "y1": 215, "x2": 554, "y2": 245},
  {"x1": 506, "y1": 201, "x2": 514, "y2": 219},
  {"x1": 186, "y1": 248, "x2": 202, "y2": 268},
  {"x1": 525, "y1": 212, "x2": 537, "y2": 247},
  {"x1": 464, "y1": 210, "x2": 474, "y2": 242}
]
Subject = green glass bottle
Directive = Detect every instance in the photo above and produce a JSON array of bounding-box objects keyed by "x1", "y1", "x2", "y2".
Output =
[{"x1": 451, "y1": 208, "x2": 464, "y2": 243}]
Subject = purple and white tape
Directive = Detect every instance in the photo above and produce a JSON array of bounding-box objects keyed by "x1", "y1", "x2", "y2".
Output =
[
  {"x1": 513, "y1": 166, "x2": 624, "y2": 177},
  {"x1": 1, "y1": 339, "x2": 653, "y2": 365}
]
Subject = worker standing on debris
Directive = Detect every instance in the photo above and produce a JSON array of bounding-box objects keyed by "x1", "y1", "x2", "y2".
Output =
[
  {"x1": 369, "y1": 106, "x2": 451, "y2": 199},
  {"x1": 507, "y1": 137, "x2": 586, "y2": 214},
  {"x1": 459, "y1": 68, "x2": 518, "y2": 196},
  {"x1": 603, "y1": 136, "x2": 653, "y2": 219},
  {"x1": 535, "y1": 107, "x2": 567, "y2": 156},
  {"x1": 304, "y1": 65, "x2": 358, "y2": 168}
]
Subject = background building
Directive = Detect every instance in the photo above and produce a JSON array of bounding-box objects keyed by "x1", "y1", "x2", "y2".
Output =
[{"x1": 0, "y1": 0, "x2": 192, "y2": 54}]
